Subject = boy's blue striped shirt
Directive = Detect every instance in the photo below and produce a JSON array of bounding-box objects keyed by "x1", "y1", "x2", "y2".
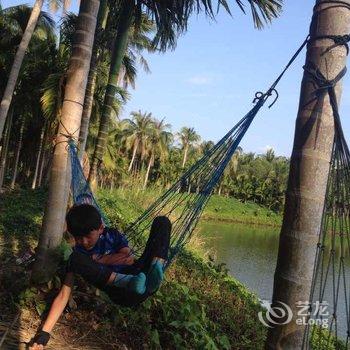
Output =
[{"x1": 74, "y1": 227, "x2": 129, "y2": 272}]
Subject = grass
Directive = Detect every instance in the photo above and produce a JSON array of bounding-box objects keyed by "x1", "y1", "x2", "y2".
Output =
[
  {"x1": 100, "y1": 187, "x2": 282, "y2": 227},
  {"x1": 203, "y1": 195, "x2": 281, "y2": 226},
  {"x1": 0, "y1": 187, "x2": 269, "y2": 349}
]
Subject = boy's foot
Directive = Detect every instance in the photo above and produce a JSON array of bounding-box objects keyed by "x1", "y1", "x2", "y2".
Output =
[
  {"x1": 146, "y1": 260, "x2": 164, "y2": 294},
  {"x1": 113, "y1": 272, "x2": 146, "y2": 295},
  {"x1": 128, "y1": 272, "x2": 146, "y2": 295}
]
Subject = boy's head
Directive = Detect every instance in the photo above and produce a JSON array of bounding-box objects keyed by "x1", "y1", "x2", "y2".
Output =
[{"x1": 66, "y1": 204, "x2": 103, "y2": 250}]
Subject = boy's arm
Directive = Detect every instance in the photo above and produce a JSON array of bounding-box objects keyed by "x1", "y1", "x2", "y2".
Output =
[
  {"x1": 29, "y1": 273, "x2": 74, "y2": 349},
  {"x1": 93, "y1": 247, "x2": 134, "y2": 266}
]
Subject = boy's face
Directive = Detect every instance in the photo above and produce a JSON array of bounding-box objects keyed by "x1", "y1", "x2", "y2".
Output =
[{"x1": 74, "y1": 224, "x2": 104, "y2": 250}]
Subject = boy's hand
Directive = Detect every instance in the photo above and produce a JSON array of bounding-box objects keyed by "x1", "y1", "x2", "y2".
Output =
[
  {"x1": 29, "y1": 330, "x2": 50, "y2": 349},
  {"x1": 92, "y1": 254, "x2": 102, "y2": 261},
  {"x1": 94, "y1": 248, "x2": 134, "y2": 266}
]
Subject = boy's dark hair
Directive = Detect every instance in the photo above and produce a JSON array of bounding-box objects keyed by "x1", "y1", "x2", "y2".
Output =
[{"x1": 66, "y1": 204, "x2": 102, "y2": 237}]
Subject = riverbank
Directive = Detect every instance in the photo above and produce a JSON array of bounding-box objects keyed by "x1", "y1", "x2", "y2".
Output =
[
  {"x1": 0, "y1": 188, "x2": 268, "y2": 349},
  {"x1": 100, "y1": 187, "x2": 282, "y2": 228}
]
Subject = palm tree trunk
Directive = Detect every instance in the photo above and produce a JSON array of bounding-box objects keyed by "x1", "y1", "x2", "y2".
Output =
[
  {"x1": 31, "y1": 0, "x2": 100, "y2": 283},
  {"x1": 0, "y1": 109, "x2": 13, "y2": 190},
  {"x1": 182, "y1": 146, "x2": 188, "y2": 168},
  {"x1": 128, "y1": 141, "x2": 138, "y2": 172},
  {"x1": 143, "y1": 153, "x2": 153, "y2": 189},
  {"x1": 32, "y1": 125, "x2": 45, "y2": 189},
  {"x1": 0, "y1": 0, "x2": 44, "y2": 141},
  {"x1": 89, "y1": 0, "x2": 134, "y2": 189},
  {"x1": 10, "y1": 117, "x2": 25, "y2": 189},
  {"x1": 266, "y1": 1, "x2": 350, "y2": 349},
  {"x1": 78, "y1": 0, "x2": 109, "y2": 160}
]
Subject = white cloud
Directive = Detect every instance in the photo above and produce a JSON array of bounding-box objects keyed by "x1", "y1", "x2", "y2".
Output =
[
  {"x1": 187, "y1": 75, "x2": 211, "y2": 85},
  {"x1": 260, "y1": 145, "x2": 274, "y2": 153}
]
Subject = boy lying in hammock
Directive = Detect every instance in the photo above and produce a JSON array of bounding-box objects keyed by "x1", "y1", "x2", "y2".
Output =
[{"x1": 29, "y1": 204, "x2": 171, "y2": 350}]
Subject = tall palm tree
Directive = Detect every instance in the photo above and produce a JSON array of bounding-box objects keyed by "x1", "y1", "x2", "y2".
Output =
[
  {"x1": 178, "y1": 126, "x2": 200, "y2": 168},
  {"x1": 143, "y1": 117, "x2": 172, "y2": 189},
  {"x1": 79, "y1": 11, "x2": 154, "y2": 161},
  {"x1": 31, "y1": 0, "x2": 100, "y2": 283},
  {"x1": 266, "y1": 1, "x2": 350, "y2": 348},
  {"x1": 89, "y1": 0, "x2": 282, "y2": 187},
  {"x1": 121, "y1": 110, "x2": 153, "y2": 173},
  {"x1": 264, "y1": 147, "x2": 275, "y2": 162},
  {"x1": 0, "y1": 1, "x2": 56, "y2": 140},
  {"x1": 77, "y1": 0, "x2": 109, "y2": 160}
]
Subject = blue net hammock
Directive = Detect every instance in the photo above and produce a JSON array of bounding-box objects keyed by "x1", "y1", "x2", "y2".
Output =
[
  {"x1": 69, "y1": 98, "x2": 266, "y2": 266},
  {"x1": 68, "y1": 95, "x2": 274, "y2": 267},
  {"x1": 69, "y1": 39, "x2": 308, "y2": 267}
]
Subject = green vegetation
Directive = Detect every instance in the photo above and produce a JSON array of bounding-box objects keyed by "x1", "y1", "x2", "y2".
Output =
[
  {"x1": 203, "y1": 194, "x2": 282, "y2": 226},
  {"x1": 99, "y1": 187, "x2": 282, "y2": 228},
  {"x1": 0, "y1": 6, "x2": 288, "y2": 212},
  {"x1": 2, "y1": 1, "x2": 324, "y2": 348},
  {"x1": 0, "y1": 188, "x2": 268, "y2": 349}
]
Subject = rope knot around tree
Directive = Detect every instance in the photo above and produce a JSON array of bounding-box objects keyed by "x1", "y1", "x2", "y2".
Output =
[
  {"x1": 55, "y1": 119, "x2": 80, "y2": 149},
  {"x1": 303, "y1": 62, "x2": 347, "y2": 101},
  {"x1": 311, "y1": 33, "x2": 350, "y2": 55}
]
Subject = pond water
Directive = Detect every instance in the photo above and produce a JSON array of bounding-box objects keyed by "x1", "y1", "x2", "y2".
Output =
[{"x1": 198, "y1": 221, "x2": 349, "y2": 341}]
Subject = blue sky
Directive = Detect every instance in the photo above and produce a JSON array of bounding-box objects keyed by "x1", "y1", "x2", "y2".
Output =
[{"x1": 3, "y1": 0, "x2": 350, "y2": 156}]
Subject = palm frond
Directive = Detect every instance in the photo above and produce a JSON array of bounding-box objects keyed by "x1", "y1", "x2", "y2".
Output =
[
  {"x1": 40, "y1": 72, "x2": 64, "y2": 120},
  {"x1": 244, "y1": 0, "x2": 282, "y2": 29}
]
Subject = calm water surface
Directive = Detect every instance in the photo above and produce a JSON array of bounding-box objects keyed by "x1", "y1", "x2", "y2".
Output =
[
  {"x1": 198, "y1": 221, "x2": 279, "y2": 300},
  {"x1": 198, "y1": 221, "x2": 349, "y2": 340}
]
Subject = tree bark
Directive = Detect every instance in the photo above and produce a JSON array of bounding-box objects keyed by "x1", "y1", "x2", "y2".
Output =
[
  {"x1": 31, "y1": 0, "x2": 100, "y2": 283},
  {"x1": 0, "y1": 109, "x2": 13, "y2": 190},
  {"x1": 10, "y1": 117, "x2": 25, "y2": 189},
  {"x1": 0, "y1": 0, "x2": 44, "y2": 141},
  {"x1": 89, "y1": 0, "x2": 134, "y2": 189},
  {"x1": 265, "y1": 1, "x2": 350, "y2": 349},
  {"x1": 78, "y1": 0, "x2": 109, "y2": 160}
]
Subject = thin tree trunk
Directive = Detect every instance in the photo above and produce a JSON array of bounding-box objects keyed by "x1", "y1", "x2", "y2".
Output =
[
  {"x1": 182, "y1": 146, "x2": 188, "y2": 168},
  {"x1": 0, "y1": 0, "x2": 44, "y2": 141},
  {"x1": 89, "y1": 0, "x2": 134, "y2": 189},
  {"x1": 32, "y1": 125, "x2": 45, "y2": 189},
  {"x1": 266, "y1": 1, "x2": 350, "y2": 348},
  {"x1": 31, "y1": 0, "x2": 100, "y2": 283},
  {"x1": 10, "y1": 117, "x2": 25, "y2": 189},
  {"x1": 0, "y1": 109, "x2": 13, "y2": 190},
  {"x1": 38, "y1": 124, "x2": 50, "y2": 187},
  {"x1": 128, "y1": 141, "x2": 138, "y2": 172},
  {"x1": 38, "y1": 147, "x2": 46, "y2": 187},
  {"x1": 187, "y1": 183, "x2": 191, "y2": 194},
  {"x1": 143, "y1": 153, "x2": 153, "y2": 189},
  {"x1": 78, "y1": 0, "x2": 109, "y2": 160}
]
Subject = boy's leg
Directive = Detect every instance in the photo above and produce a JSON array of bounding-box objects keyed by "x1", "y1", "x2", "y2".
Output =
[
  {"x1": 67, "y1": 251, "x2": 146, "y2": 295},
  {"x1": 67, "y1": 251, "x2": 113, "y2": 289},
  {"x1": 137, "y1": 216, "x2": 171, "y2": 272},
  {"x1": 135, "y1": 216, "x2": 171, "y2": 294}
]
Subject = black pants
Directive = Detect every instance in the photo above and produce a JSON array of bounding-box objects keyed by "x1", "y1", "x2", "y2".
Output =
[{"x1": 67, "y1": 216, "x2": 171, "y2": 307}]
